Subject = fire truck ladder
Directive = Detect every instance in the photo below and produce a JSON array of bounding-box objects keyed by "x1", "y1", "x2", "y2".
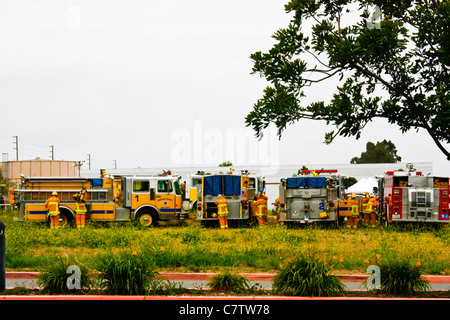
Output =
[{"x1": 17, "y1": 189, "x2": 109, "y2": 203}]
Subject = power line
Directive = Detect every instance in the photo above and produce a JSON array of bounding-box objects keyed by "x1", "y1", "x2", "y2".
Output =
[{"x1": 19, "y1": 139, "x2": 50, "y2": 149}]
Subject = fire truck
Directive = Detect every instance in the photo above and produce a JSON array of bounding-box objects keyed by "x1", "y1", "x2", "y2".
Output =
[
  {"x1": 377, "y1": 170, "x2": 449, "y2": 224},
  {"x1": 181, "y1": 173, "x2": 203, "y2": 211},
  {"x1": 279, "y1": 169, "x2": 346, "y2": 225},
  {"x1": 196, "y1": 171, "x2": 265, "y2": 226},
  {"x1": 13, "y1": 173, "x2": 187, "y2": 227}
]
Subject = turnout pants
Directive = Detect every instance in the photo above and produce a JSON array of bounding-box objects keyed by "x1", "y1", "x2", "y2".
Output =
[
  {"x1": 256, "y1": 214, "x2": 266, "y2": 226},
  {"x1": 364, "y1": 212, "x2": 377, "y2": 227},
  {"x1": 218, "y1": 214, "x2": 228, "y2": 229},
  {"x1": 50, "y1": 215, "x2": 60, "y2": 229},
  {"x1": 76, "y1": 214, "x2": 86, "y2": 229},
  {"x1": 347, "y1": 216, "x2": 358, "y2": 228}
]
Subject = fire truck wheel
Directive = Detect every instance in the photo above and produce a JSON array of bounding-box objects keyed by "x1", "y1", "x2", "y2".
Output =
[
  {"x1": 59, "y1": 214, "x2": 69, "y2": 227},
  {"x1": 138, "y1": 211, "x2": 158, "y2": 227},
  {"x1": 47, "y1": 210, "x2": 74, "y2": 228}
]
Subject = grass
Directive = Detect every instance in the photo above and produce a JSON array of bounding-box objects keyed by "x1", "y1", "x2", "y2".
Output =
[
  {"x1": 94, "y1": 249, "x2": 158, "y2": 295},
  {"x1": 37, "y1": 253, "x2": 93, "y2": 294},
  {"x1": 362, "y1": 254, "x2": 432, "y2": 295},
  {"x1": 273, "y1": 254, "x2": 346, "y2": 296},
  {"x1": 208, "y1": 269, "x2": 251, "y2": 293},
  {"x1": 1, "y1": 211, "x2": 449, "y2": 276}
]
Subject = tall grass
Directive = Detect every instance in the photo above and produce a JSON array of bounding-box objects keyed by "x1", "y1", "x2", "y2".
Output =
[
  {"x1": 37, "y1": 254, "x2": 92, "y2": 294},
  {"x1": 1, "y1": 212, "x2": 449, "y2": 275},
  {"x1": 94, "y1": 250, "x2": 158, "y2": 295},
  {"x1": 208, "y1": 270, "x2": 251, "y2": 293},
  {"x1": 379, "y1": 259, "x2": 431, "y2": 295},
  {"x1": 362, "y1": 254, "x2": 432, "y2": 295},
  {"x1": 273, "y1": 254, "x2": 345, "y2": 297}
]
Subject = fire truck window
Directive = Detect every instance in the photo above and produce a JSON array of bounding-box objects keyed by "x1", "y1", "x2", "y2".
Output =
[
  {"x1": 158, "y1": 180, "x2": 173, "y2": 193},
  {"x1": 133, "y1": 180, "x2": 149, "y2": 192},
  {"x1": 174, "y1": 181, "x2": 182, "y2": 195},
  {"x1": 248, "y1": 178, "x2": 256, "y2": 190},
  {"x1": 394, "y1": 177, "x2": 408, "y2": 187}
]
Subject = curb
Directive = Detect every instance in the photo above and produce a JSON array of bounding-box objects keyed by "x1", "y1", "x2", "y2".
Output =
[
  {"x1": 5, "y1": 272, "x2": 450, "y2": 283},
  {"x1": 0, "y1": 295, "x2": 449, "y2": 301}
]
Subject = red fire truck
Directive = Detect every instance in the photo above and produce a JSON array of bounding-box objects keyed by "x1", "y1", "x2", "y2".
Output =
[{"x1": 378, "y1": 170, "x2": 449, "y2": 224}]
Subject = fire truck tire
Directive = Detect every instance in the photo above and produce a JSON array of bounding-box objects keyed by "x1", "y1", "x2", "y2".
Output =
[
  {"x1": 47, "y1": 208, "x2": 74, "y2": 228},
  {"x1": 137, "y1": 210, "x2": 158, "y2": 227}
]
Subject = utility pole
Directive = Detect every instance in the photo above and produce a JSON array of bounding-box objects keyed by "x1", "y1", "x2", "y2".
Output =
[
  {"x1": 13, "y1": 136, "x2": 18, "y2": 161},
  {"x1": 87, "y1": 154, "x2": 91, "y2": 170},
  {"x1": 73, "y1": 161, "x2": 84, "y2": 177},
  {"x1": 113, "y1": 160, "x2": 117, "y2": 169},
  {"x1": 50, "y1": 145, "x2": 54, "y2": 160}
]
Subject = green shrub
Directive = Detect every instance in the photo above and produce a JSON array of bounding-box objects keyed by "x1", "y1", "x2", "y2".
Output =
[
  {"x1": 362, "y1": 255, "x2": 431, "y2": 295},
  {"x1": 95, "y1": 250, "x2": 158, "y2": 295},
  {"x1": 37, "y1": 254, "x2": 92, "y2": 294},
  {"x1": 273, "y1": 255, "x2": 345, "y2": 297},
  {"x1": 380, "y1": 259, "x2": 431, "y2": 295},
  {"x1": 208, "y1": 270, "x2": 251, "y2": 293}
]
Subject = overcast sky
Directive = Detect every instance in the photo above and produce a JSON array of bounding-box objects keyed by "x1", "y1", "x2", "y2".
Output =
[{"x1": 0, "y1": 0, "x2": 449, "y2": 176}]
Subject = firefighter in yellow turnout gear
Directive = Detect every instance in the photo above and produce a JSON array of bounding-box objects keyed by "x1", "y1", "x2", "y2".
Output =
[
  {"x1": 254, "y1": 193, "x2": 268, "y2": 226},
  {"x1": 365, "y1": 195, "x2": 378, "y2": 228},
  {"x1": 73, "y1": 193, "x2": 87, "y2": 230},
  {"x1": 346, "y1": 194, "x2": 359, "y2": 229},
  {"x1": 44, "y1": 191, "x2": 61, "y2": 229},
  {"x1": 361, "y1": 192, "x2": 370, "y2": 222},
  {"x1": 215, "y1": 194, "x2": 229, "y2": 230},
  {"x1": 274, "y1": 197, "x2": 281, "y2": 225}
]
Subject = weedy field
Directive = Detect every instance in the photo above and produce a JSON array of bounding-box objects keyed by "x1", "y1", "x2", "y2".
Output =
[{"x1": 1, "y1": 211, "x2": 449, "y2": 275}]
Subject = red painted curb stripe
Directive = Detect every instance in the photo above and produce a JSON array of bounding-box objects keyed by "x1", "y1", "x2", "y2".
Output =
[
  {"x1": 5, "y1": 272, "x2": 40, "y2": 279},
  {"x1": 1, "y1": 295, "x2": 448, "y2": 301}
]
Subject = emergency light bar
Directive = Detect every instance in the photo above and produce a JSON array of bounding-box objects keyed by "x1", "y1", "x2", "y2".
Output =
[{"x1": 301, "y1": 170, "x2": 338, "y2": 174}]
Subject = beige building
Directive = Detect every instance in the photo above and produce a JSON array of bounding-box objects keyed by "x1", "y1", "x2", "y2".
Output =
[{"x1": 0, "y1": 158, "x2": 79, "y2": 187}]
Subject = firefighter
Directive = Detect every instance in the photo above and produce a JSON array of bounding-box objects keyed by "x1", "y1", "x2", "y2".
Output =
[
  {"x1": 44, "y1": 191, "x2": 61, "y2": 229},
  {"x1": 215, "y1": 194, "x2": 229, "y2": 230},
  {"x1": 361, "y1": 192, "x2": 370, "y2": 224},
  {"x1": 115, "y1": 188, "x2": 122, "y2": 205},
  {"x1": 274, "y1": 196, "x2": 281, "y2": 225},
  {"x1": 73, "y1": 193, "x2": 87, "y2": 230},
  {"x1": 367, "y1": 195, "x2": 378, "y2": 228},
  {"x1": 346, "y1": 194, "x2": 359, "y2": 229},
  {"x1": 180, "y1": 181, "x2": 186, "y2": 201},
  {"x1": 79, "y1": 187, "x2": 88, "y2": 202},
  {"x1": 385, "y1": 194, "x2": 393, "y2": 216},
  {"x1": 8, "y1": 187, "x2": 15, "y2": 205},
  {"x1": 254, "y1": 192, "x2": 268, "y2": 226}
]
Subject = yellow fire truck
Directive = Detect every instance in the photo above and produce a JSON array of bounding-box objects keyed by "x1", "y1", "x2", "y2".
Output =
[
  {"x1": 13, "y1": 174, "x2": 186, "y2": 227},
  {"x1": 181, "y1": 173, "x2": 203, "y2": 211}
]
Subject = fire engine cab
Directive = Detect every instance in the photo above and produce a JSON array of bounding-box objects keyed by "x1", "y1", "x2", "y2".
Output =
[{"x1": 378, "y1": 170, "x2": 449, "y2": 223}]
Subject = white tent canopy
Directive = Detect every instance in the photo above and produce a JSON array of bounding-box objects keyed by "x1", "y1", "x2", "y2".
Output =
[{"x1": 347, "y1": 177, "x2": 378, "y2": 194}]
